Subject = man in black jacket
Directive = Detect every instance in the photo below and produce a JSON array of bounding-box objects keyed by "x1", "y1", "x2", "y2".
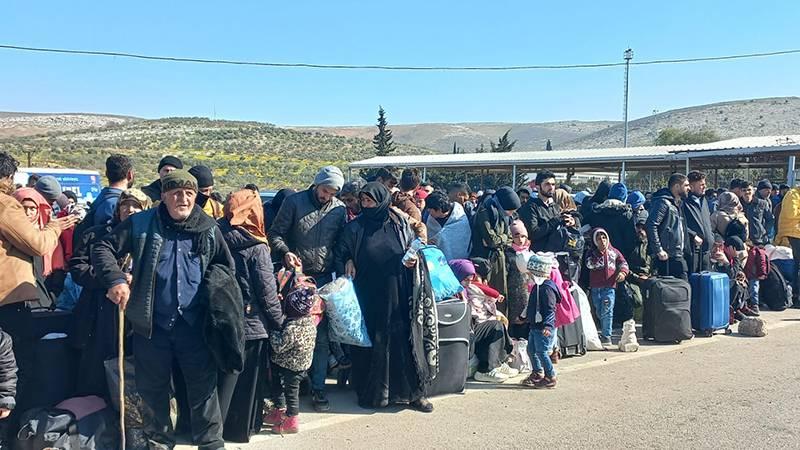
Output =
[
  {"x1": 141, "y1": 155, "x2": 183, "y2": 202},
  {"x1": 682, "y1": 171, "x2": 715, "y2": 273},
  {"x1": 94, "y1": 170, "x2": 234, "y2": 450},
  {"x1": 742, "y1": 180, "x2": 772, "y2": 246},
  {"x1": 646, "y1": 173, "x2": 690, "y2": 280},
  {"x1": 268, "y1": 165, "x2": 346, "y2": 412},
  {"x1": 518, "y1": 171, "x2": 575, "y2": 252}
]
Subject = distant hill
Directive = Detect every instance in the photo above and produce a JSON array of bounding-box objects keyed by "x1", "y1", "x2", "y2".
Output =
[
  {"x1": 562, "y1": 97, "x2": 800, "y2": 149},
  {"x1": 293, "y1": 121, "x2": 618, "y2": 153},
  {"x1": 0, "y1": 117, "x2": 430, "y2": 191},
  {"x1": 0, "y1": 112, "x2": 138, "y2": 138}
]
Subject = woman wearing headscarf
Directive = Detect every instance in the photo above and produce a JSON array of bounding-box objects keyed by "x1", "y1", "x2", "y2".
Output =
[
  {"x1": 580, "y1": 180, "x2": 611, "y2": 225},
  {"x1": 710, "y1": 192, "x2": 749, "y2": 241},
  {"x1": 218, "y1": 189, "x2": 283, "y2": 442},
  {"x1": 70, "y1": 188, "x2": 152, "y2": 398},
  {"x1": 334, "y1": 182, "x2": 438, "y2": 413},
  {"x1": 13, "y1": 187, "x2": 58, "y2": 277}
]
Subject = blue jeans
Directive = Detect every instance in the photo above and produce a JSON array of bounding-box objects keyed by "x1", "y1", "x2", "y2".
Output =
[
  {"x1": 748, "y1": 279, "x2": 760, "y2": 308},
  {"x1": 527, "y1": 327, "x2": 556, "y2": 378},
  {"x1": 309, "y1": 273, "x2": 334, "y2": 393},
  {"x1": 591, "y1": 287, "x2": 616, "y2": 339}
]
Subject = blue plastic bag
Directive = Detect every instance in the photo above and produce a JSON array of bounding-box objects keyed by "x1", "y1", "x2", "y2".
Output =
[
  {"x1": 318, "y1": 277, "x2": 372, "y2": 347},
  {"x1": 419, "y1": 246, "x2": 464, "y2": 302},
  {"x1": 55, "y1": 273, "x2": 82, "y2": 311}
]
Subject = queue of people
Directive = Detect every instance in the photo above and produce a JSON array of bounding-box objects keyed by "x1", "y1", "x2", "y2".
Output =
[{"x1": 0, "y1": 151, "x2": 797, "y2": 449}]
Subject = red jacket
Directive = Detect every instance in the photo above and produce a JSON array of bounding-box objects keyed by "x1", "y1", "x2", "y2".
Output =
[{"x1": 586, "y1": 244, "x2": 629, "y2": 289}]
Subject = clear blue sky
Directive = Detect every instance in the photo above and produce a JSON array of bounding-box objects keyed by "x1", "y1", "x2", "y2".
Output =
[{"x1": 0, "y1": 0, "x2": 797, "y2": 126}]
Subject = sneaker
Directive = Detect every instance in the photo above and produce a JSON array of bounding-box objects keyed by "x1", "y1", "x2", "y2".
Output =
[
  {"x1": 496, "y1": 363, "x2": 520, "y2": 377},
  {"x1": 410, "y1": 398, "x2": 434, "y2": 413},
  {"x1": 520, "y1": 371, "x2": 544, "y2": 387},
  {"x1": 534, "y1": 376, "x2": 557, "y2": 389},
  {"x1": 750, "y1": 304, "x2": 761, "y2": 315},
  {"x1": 474, "y1": 368, "x2": 509, "y2": 383},
  {"x1": 271, "y1": 414, "x2": 299, "y2": 435},
  {"x1": 550, "y1": 348, "x2": 561, "y2": 365},
  {"x1": 733, "y1": 310, "x2": 746, "y2": 321},
  {"x1": 263, "y1": 407, "x2": 286, "y2": 426},
  {"x1": 742, "y1": 306, "x2": 760, "y2": 317},
  {"x1": 311, "y1": 390, "x2": 330, "y2": 412},
  {"x1": 600, "y1": 336, "x2": 613, "y2": 346},
  {"x1": 467, "y1": 355, "x2": 479, "y2": 379}
]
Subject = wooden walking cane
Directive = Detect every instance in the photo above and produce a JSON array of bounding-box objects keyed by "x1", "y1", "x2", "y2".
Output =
[{"x1": 119, "y1": 254, "x2": 132, "y2": 450}]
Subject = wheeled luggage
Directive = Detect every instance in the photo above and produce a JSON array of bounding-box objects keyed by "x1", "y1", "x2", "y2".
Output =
[
  {"x1": 643, "y1": 277, "x2": 693, "y2": 343},
  {"x1": 759, "y1": 265, "x2": 793, "y2": 311},
  {"x1": 689, "y1": 272, "x2": 731, "y2": 336},
  {"x1": 427, "y1": 299, "x2": 471, "y2": 397},
  {"x1": 557, "y1": 317, "x2": 587, "y2": 357}
]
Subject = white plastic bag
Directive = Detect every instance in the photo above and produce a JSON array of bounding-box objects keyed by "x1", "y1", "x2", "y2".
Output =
[
  {"x1": 318, "y1": 277, "x2": 372, "y2": 347},
  {"x1": 569, "y1": 283, "x2": 604, "y2": 351},
  {"x1": 509, "y1": 338, "x2": 532, "y2": 373}
]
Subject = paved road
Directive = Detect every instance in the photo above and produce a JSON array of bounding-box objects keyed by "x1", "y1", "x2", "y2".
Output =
[{"x1": 189, "y1": 310, "x2": 800, "y2": 449}]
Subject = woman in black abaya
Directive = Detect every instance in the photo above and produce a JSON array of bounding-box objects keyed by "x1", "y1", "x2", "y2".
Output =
[{"x1": 335, "y1": 182, "x2": 438, "y2": 413}]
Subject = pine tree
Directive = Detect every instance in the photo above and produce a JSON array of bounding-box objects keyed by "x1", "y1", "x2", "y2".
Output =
[
  {"x1": 453, "y1": 142, "x2": 458, "y2": 154},
  {"x1": 373, "y1": 106, "x2": 396, "y2": 156},
  {"x1": 490, "y1": 130, "x2": 517, "y2": 153},
  {"x1": 545, "y1": 139, "x2": 553, "y2": 151}
]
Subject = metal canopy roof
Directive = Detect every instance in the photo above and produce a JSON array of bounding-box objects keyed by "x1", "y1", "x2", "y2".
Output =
[{"x1": 349, "y1": 135, "x2": 800, "y2": 171}]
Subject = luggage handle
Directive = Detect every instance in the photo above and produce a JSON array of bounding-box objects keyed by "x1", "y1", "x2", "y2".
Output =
[{"x1": 437, "y1": 302, "x2": 468, "y2": 325}]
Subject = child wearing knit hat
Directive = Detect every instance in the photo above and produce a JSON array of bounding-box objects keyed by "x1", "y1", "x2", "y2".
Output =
[{"x1": 521, "y1": 253, "x2": 558, "y2": 389}]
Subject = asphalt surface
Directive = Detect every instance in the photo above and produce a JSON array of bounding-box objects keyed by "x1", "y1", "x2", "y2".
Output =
[{"x1": 183, "y1": 310, "x2": 800, "y2": 449}]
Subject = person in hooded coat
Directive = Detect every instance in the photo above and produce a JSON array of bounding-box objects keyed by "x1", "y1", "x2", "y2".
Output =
[
  {"x1": 580, "y1": 180, "x2": 611, "y2": 225},
  {"x1": 424, "y1": 191, "x2": 471, "y2": 261},
  {"x1": 587, "y1": 183, "x2": 637, "y2": 259},
  {"x1": 218, "y1": 189, "x2": 284, "y2": 442},
  {"x1": 70, "y1": 189, "x2": 152, "y2": 399},
  {"x1": 470, "y1": 187, "x2": 521, "y2": 299},
  {"x1": 334, "y1": 182, "x2": 438, "y2": 413}
]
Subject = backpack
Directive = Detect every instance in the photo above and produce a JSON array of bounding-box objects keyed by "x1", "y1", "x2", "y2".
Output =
[
  {"x1": 276, "y1": 269, "x2": 325, "y2": 325},
  {"x1": 759, "y1": 265, "x2": 793, "y2": 311},
  {"x1": 744, "y1": 246, "x2": 770, "y2": 281},
  {"x1": 558, "y1": 225, "x2": 585, "y2": 256},
  {"x1": 72, "y1": 189, "x2": 121, "y2": 247},
  {"x1": 16, "y1": 398, "x2": 118, "y2": 450}
]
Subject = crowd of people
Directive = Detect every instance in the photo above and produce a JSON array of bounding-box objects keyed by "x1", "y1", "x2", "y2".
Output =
[{"x1": 0, "y1": 150, "x2": 797, "y2": 449}]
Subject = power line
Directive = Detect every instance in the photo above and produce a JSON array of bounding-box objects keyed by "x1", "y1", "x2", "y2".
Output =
[{"x1": 0, "y1": 44, "x2": 799, "y2": 71}]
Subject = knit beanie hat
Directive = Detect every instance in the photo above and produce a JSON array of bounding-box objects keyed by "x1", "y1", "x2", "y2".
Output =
[
  {"x1": 627, "y1": 190, "x2": 646, "y2": 209},
  {"x1": 448, "y1": 259, "x2": 476, "y2": 282},
  {"x1": 285, "y1": 286, "x2": 315, "y2": 319},
  {"x1": 188, "y1": 165, "x2": 214, "y2": 189},
  {"x1": 527, "y1": 253, "x2": 554, "y2": 285},
  {"x1": 757, "y1": 179, "x2": 773, "y2": 191},
  {"x1": 494, "y1": 187, "x2": 521, "y2": 211},
  {"x1": 510, "y1": 219, "x2": 528, "y2": 238},
  {"x1": 34, "y1": 176, "x2": 70, "y2": 209},
  {"x1": 609, "y1": 183, "x2": 629, "y2": 202},
  {"x1": 469, "y1": 257, "x2": 491, "y2": 279},
  {"x1": 314, "y1": 166, "x2": 345, "y2": 191},
  {"x1": 161, "y1": 170, "x2": 198, "y2": 193},
  {"x1": 158, "y1": 155, "x2": 183, "y2": 172}
]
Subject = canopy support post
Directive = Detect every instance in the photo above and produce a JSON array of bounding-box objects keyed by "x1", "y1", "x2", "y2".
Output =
[
  {"x1": 685, "y1": 157, "x2": 690, "y2": 174},
  {"x1": 621, "y1": 161, "x2": 627, "y2": 184},
  {"x1": 422, "y1": 167, "x2": 427, "y2": 182},
  {"x1": 789, "y1": 156, "x2": 796, "y2": 187},
  {"x1": 512, "y1": 165, "x2": 517, "y2": 188}
]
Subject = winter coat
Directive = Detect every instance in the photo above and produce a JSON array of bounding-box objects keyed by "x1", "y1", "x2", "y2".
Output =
[
  {"x1": 587, "y1": 200, "x2": 637, "y2": 258},
  {"x1": 425, "y1": 202, "x2": 471, "y2": 261},
  {"x1": 219, "y1": 219, "x2": 284, "y2": 341},
  {"x1": 268, "y1": 188, "x2": 346, "y2": 275},
  {"x1": 199, "y1": 263, "x2": 246, "y2": 374},
  {"x1": 645, "y1": 188, "x2": 685, "y2": 258},
  {"x1": 710, "y1": 210, "x2": 749, "y2": 241},
  {"x1": 628, "y1": 239, "x2": 652, "y2": 278},
  {"x1": 465, "y1": 283, "x2": 500, "y2": 324},
  {"x1": 391, "y1": 191, "x2": 422, "y2": 222},
  {"x1": 333, "y1": 208, "x2": 415, "y2": 277},
  {"x1": 470, "y1": 199, "x2": 511, "y2": 296},
  {"x1": 0, "y1": 330, "x2": 17, "y2": 410},
  {"x1": 586, "y1": 243, "x2": 629, "y2": 289},
  {"x1": 0, "y1": 192, "x2": 61, "y2": 305},
  {"x1": 682, "y1": 192, "x2": 715, "y2": 255},
  {"x1": 518, "y1": 197, "x2": 563, "y2": 253},
  {"x1": 141, "y1": 179, "x2": 162, "y2": 202},
  {"x1": 776, "y1": 188, "x2": 800, "y2": 246},
  {"x1": 270, "y1": 316, "x2": 317, "y2": 372},
  {"x1": 92, "y1": 206, "x2": 233, "y2": 339},
  {"x1": 742, "y1": 197, "x2": 771, "y2": 246},
  {"x1": 68, "y1": 222, "x2": 114, "y2": 350},
  {"x1": 527, "y1": 281, "x2": 558, "y2": 330}
]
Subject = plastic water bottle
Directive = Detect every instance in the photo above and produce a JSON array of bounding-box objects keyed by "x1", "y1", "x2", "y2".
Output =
[{"x1": 402, "y1": 238, "x2": 424, "y2": 265}]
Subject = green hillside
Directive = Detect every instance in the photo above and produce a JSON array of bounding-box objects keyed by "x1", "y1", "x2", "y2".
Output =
[{"x1": 0, "y1": 117, "x2": 431, "y2": 191}]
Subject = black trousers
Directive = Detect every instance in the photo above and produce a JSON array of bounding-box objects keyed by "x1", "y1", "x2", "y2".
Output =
[
  {"x1": 134, "y1": 318, "x2": 224, "y2": 450},
  {"x1": 270, "y1": 364, "x2": 304, "y2": 417},
  {"x1": 655, "y1": 257, "x2": 688, "y2": 281},
  {"x1": 222, "y1": 339, "x2": 267, "y2": 443},
  {"x1": 471, "y1": 320, "x2": 509, "y2": 373},
  {"x1": 788, "y1": 238, "x2": 800, "y2": 302}
]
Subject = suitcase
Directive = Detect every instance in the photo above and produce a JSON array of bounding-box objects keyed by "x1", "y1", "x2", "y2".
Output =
[
  {"x1": 759, "y1": 265, "x2": 793, "y2": 311},
  {"x1": 689, "y1": 272, "x2": 731, "y2": 336},
  {"x1": 557, "y1": 317, "x2": 587, "y2": 357},
  {"x1": 427, "y1": 299, "x2": 470, "y2": 397},
  {"x1": 25, "y1": 308, "x2": 78, "y2": 410},
  {"x1": 643, "y1": 277, "x2": 693, "y2": 343}
]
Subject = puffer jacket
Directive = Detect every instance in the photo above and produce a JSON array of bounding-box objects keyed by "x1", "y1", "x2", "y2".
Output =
[
  {"x1": 219, "y1": 219, "x2": 284, "y2": 340},
  {"x1": 270, "y1": 315, "x2": 317, "y2": 372},
  {"x1": 776, "y1": 188, "x2": 800, "y2": 246},
  {"x1": 645, "y1": 188, "x2": 685, "y2": 258},
  {"x1": 0, "y1": 192, "x2": 61, "y2": 305},
  {"x1": 587, "y1": 200, "x2": 637, "y2": 258},
  {"x1": 518, "y1": 197, "x2": 562, "y2": 253},
  {"x1": 0, "y1": 330, "x2": 17, "y2": 410},
  {"x1": 710, "y1": 210, "x2": 749, "y2": 240},
  {"x1": 742, "y1": 197, "x2": 771, "y2": 246},
  {"x1": 268, "y1": 188, "x2": 346, "y2": 275}
]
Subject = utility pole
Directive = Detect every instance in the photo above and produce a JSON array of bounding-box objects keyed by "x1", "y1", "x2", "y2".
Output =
[{"x1": 623, "y1": 48, "x2": 633, "y2": 148}]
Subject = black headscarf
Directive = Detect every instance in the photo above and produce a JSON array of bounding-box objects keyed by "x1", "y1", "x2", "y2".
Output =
[
  {"x1": 592, "y1": 180, "x2": 612, "y2": 204},
  {"x1": 359, "y1": 182, "x2": 391, "y2": 228}
]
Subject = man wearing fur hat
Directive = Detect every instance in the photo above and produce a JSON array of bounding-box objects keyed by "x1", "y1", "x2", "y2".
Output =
[
  {"x1": 269, "y1": 166, "x2": 347, "y2": 412},
  {"x1": 93, "y1": 170, "x2": 235, "y2": 450}
]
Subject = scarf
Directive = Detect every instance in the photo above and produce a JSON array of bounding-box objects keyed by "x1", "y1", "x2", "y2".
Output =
[
  {"x1": 411, "y1": 256, "x2": 439, "y2": 386},
  {"x1": 12, "y1": 187, "x2": 51, "y2": 230},
  {"x1": 158, "y1": 202, "x2": 218, "y2": 254},
  {"x1": 717, "y1": 192, "x2": 741, "y2": 215},
  {"x1": 360, "y1": 182, "x2": 392, "y2": 231},
  {"x1": 226, "y1": 189, "x2": 268, "y2": 243}
]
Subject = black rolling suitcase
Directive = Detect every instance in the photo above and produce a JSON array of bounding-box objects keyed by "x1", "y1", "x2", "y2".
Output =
[
  {"x1": 643, "y1": 277, "x2": 693, "y2": 343},
  {"x1": 427, "y1": 299, "x2": 471, "y2": 397},
  {"x1": 557, "y1": 318, "x2": 587, "y2": 357},
  {"x1": 27, "y1": 308, "x2": 78, "y2": 410}
]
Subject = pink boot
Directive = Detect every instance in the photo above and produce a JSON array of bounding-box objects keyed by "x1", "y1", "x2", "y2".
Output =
[
  {"x1": 263, "y1": 407, "x2": 286, "y2": 427},
  {"x1": 272, "y1": 415, "x2": 299, "y2": 435}
]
